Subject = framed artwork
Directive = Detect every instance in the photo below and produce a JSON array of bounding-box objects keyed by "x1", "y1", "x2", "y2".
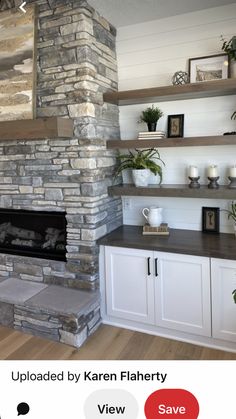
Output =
[
  {"x1": 202, "y1": 207, "x2": 220, "y2": 233},
  {"x1": 167, "y1": 114, "x2": 184, "y2": 138},
  {"x1": 188, "y1": 53, "x2": 229, "y2": 83},
  {"x1": 0, "y1": 5, "x2": 37, "y2": 121}
]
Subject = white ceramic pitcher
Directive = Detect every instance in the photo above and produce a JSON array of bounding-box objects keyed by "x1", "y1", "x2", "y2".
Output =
[{"x1": 142, "y1": 206, "x2": 163, "y2": 227}]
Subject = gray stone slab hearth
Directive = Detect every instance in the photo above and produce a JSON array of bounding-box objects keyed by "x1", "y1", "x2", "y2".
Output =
[
  {"x1": 26, "y1": 285, "x2": 99, "y2": 315},
  {"x1": 0, "y1": 278, "x2": 47, "y2": 304},
  {"x1": 0, "y1": 278, "x2": 101, "y2": 348}
]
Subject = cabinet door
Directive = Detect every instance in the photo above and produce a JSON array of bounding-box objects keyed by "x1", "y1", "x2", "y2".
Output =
[
  {"x1": 105, "y1": 246, "x2": 155, "y2": 324},
  {"x1": 154, "y1": 252, "x2": 211, "y2": 336},
  {"x1": 211, "y1": 258, "x2": 236, "y2": 342}
]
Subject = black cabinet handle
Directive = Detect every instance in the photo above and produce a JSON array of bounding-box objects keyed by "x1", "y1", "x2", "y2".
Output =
[
  {"x1": 147, "y1": 257, "x2": 151, "y2": 276},
  {"x1": 155, "y1": 258, "x2": 158, "y2": 276}
]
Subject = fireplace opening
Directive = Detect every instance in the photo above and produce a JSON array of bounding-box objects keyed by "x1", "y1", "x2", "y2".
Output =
[{"x1": 0, "y1": 209, "x2": 66, "y2": 261}]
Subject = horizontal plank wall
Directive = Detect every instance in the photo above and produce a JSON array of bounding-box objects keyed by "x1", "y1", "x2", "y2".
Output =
[{"x1": 116, "y1": 4, "x2": 236, "y2": 232}]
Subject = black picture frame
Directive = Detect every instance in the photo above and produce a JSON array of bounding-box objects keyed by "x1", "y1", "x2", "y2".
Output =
[
  {"x1": 167, "y1": 114, "x2": 184, "y2": 138},
  {"x1": 188, "y1": 53, "x2": 229, "y2": 83},
  {"x1": 202, "y1": 207, "x2": 220, "y2": 233}
]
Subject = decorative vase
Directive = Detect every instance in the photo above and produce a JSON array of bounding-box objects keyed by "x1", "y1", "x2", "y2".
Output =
[
  {"x1": 147, "y1": 122, "x2": 157, "y2": 132},
  {"x1": 132, "y1": 169, "x2": 150, "y2": 187}
]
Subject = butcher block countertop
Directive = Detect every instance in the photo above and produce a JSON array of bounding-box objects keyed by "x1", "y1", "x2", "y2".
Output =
[{"x1": 98, "y1": 225, "x2": 236, "y2": 260}]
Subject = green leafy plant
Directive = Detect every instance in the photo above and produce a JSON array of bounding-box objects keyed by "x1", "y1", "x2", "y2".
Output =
[
  {"x1": 116, "y1": 148, "x2": 165, "y2": 183},
  {"x1": 139, "y1": 105, "x2": 163, "y2": 123},
  {"x1": 222, "y1": 201, "x2": 236, "y2": 222},
  {"x1": 220, "y1": 35, "x2": 236, "y2": 60},
  {"x1": 232, "y1": 289, "x2": 236, "y2": 304}
]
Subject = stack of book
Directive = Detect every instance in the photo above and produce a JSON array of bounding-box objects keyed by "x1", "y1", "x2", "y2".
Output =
[
  {"x1": 138, "y1": 131, "x2": 166, "y2": 140},
  {"x1": 142, "y1": 223, "x2": 169, "y2": 236}
]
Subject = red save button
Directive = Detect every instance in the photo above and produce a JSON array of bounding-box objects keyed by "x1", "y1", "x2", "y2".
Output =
[{"x1": 144, "y1": 388, "x2": 199, "y2": 418}]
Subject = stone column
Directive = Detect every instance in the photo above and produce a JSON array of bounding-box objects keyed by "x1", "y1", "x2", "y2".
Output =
[{"x1": 0, "y1": 0, "x2": 122, "y2": 290}]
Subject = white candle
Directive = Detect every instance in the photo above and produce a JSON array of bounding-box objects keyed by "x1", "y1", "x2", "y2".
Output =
[
  {"x1": 207, "y1": 165, "x2": 218, "y2": 177},
  {"x1": 229, "y1": 165, "x2": 236, "y2": 177},
  {"x1": 188, "y1": 166, "x2": 198, "y2": 177}
]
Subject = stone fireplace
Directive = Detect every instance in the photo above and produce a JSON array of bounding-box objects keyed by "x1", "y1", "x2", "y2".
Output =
[{"x1": 0, "y1": 0, "x2": 122, "y2": 347}]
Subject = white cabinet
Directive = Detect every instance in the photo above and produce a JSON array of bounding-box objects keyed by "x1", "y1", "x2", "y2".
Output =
[
  {"x1": 105, "y1": 246, "x2": 155, "y2": 324},
  {"x1": 211, "y1": 258, "x2": 236, "y2": 342},
  {"x1": 101, "y1": 245, "x2": 236, "y2": 350},
  {"x1": 104, "y1": 246, "x2": 211, "y2": 337},
  {"x1": 154, "y1": 251, "x2": 211, "y2": 336}
]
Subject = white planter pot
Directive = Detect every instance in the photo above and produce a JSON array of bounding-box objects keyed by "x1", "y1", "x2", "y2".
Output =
[
  {"x1": 132, "y1": 169, "x2": 150, "y2": 187},
  {"x1": 121, "y1": 168, "x2": 133, "y2": 184},
  {"x1": 234, "y1": 223, "x2": 236, "y2": 237},
  {"x1": 148, "y1": 170, "x2": 161, "y2": 185}
]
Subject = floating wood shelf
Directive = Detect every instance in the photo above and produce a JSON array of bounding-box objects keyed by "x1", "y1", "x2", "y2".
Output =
[
  {"x1": 0, "y1": 117, "x2": 73, "y2": 140},
  {"x1": 107, "y1": 135, "x2": 236, "y2": 149},
  {"x1": 104, "y1": 78, "x2": 236, "y2": 105},
  {"x1": 108, "y1": 184, "x2": 236, "y2": 199}
]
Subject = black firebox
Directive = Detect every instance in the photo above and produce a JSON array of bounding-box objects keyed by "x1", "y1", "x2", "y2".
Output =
[{"x1": 0, "y1": 209, "x2": 66, "y2": 261}]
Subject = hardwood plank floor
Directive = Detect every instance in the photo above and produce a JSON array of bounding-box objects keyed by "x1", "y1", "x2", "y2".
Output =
[{"x1": 0, "y1": 324, "x2": 236, "y2": 360}]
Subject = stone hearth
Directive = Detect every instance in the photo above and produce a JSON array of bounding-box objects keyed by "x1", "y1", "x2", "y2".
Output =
[
  {"x1": 0, "y1": 278, "x2": 100, "y2": 346},
  {"x1": 0, "y1": 0, "x2": 122, "y2": 347}
]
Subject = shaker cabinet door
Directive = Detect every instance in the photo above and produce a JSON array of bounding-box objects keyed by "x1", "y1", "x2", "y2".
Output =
[
  {"x1": 211, "y1": 258, "x2": 236, "y2": 342},
  {"x1": 105, "y1": 246, "x2": 155, "y2": 324},
  {"x1": 154, "y1": 252, "x2": 211, "y2": 336}
]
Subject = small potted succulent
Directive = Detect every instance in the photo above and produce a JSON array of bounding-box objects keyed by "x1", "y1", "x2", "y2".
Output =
[
  {"x1": 116, "y1": 148, "x2": 165, "y2": 187},
  {"x1": 139, "y1": 105, "x2": 164, "y2": 132}
]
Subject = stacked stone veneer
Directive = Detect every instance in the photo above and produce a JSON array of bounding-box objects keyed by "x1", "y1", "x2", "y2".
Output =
[{"x1": 0, "y1": 0, "x2": 122, "y2": 346}]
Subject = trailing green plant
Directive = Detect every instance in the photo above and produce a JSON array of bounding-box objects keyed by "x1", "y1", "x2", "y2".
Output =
[
  {"x1": 139, "y1": 105, "x2": 164, "y2": 123},
  {"x1": 220, "y1": 35, "x2": 236, "y2": 60},
  {"x1": 116, "y1": 148, "x2": 165, "y2": 183},
  {"x1": 232, "y1": 289, "x2": 236, "y2": 304},
  {"x1": 222, "y1": 201, "x2": 236, "y2": 222}
]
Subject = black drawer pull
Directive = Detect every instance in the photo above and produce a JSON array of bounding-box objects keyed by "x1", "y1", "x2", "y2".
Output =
[
  {"x1": 155, "y1": 258, "x2": 158, "y2": 276},
  {"x1": 147, "y1": 257, "x2": 151, "y2": 276}
]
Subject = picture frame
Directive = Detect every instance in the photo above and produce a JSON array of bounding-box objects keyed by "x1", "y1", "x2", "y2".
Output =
[
  {"x1": 167, "y1": 114, "x2": 184, "y2": 138},
  {"x1": 202, "y1": 207, "x2": 220, "y2": 233},
  {"x1": 188, "y1": 53, "x2": 229, "y2": 83}
]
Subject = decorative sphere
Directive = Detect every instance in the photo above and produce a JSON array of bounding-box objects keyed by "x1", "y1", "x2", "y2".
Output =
[{"x1": 172, "y1": 71, "x2": 189, "y2": 85}]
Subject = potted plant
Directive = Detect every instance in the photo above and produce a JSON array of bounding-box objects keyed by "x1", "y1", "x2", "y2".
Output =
[
  {"x1": 116, "y1": 148, "x2": 165, "y2": 187},
  {"x1": 221, "y1": 35, "x2": 236, "y2": 77},
  {"x1": 139, "y1": 105, "x2": 163, "y2": 132},
  {"x1": 222, "y1": 201, "x2": 236, "y2": 236}
]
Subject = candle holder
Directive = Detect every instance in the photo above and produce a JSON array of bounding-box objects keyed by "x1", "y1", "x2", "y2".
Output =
[
  {"x1": 228, "y1": 176, "x2": 236, "y2": 188},
  {"x1": 207, "y1": 176, "x2": 219, "y2": 189},
  {"x1": 188, "y1": 176, "x2": 200, "y2": 188}
]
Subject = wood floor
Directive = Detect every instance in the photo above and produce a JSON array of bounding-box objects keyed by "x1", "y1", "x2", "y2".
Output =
[{"x1": 0, "y1": 324, "x2": 236, "y2": 360}]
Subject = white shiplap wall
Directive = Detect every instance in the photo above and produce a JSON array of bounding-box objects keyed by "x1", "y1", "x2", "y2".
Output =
[{"x1": 116, "y1": 4, "x2": 236, "y2": 232}]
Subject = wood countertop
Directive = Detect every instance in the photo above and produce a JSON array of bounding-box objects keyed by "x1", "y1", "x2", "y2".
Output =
[{"x1": 98, "y1": 225, "x2": 236, "y2": 260}]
